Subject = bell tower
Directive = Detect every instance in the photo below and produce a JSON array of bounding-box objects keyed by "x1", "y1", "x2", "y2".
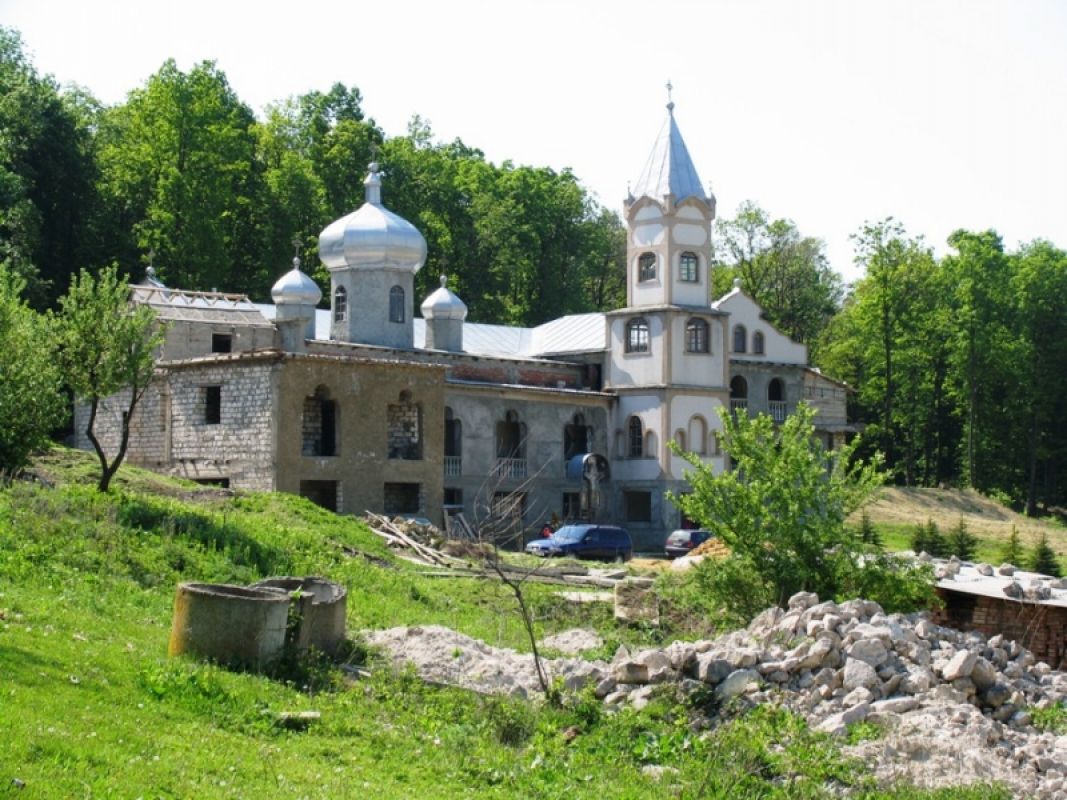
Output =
[{"x1": 623, "y1": 83, "x2": 716, "y2": 309}]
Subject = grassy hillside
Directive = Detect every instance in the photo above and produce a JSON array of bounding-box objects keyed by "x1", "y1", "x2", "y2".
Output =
[
  {"x1": 855, "y1": 486, "x2": 1067, "y2": 565},
  {"x1": 0, "y1": 448, "x2": 1006, "y2": 798}
]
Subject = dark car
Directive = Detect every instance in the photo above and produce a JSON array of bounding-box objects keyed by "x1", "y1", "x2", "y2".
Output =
[
  {"x1": 664, "y1": 529, "x2": 713, "y2": 559},
  {"x1": 525, "y1": 524, "x2": 632, "y2": 563}
]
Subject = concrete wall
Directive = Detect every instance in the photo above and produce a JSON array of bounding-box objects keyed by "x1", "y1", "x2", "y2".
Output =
[
  {"x1": 716, "y1": 290, "x2": 808, "y2": 364},
  {"x1": 273, "y1": 356, "x2": 446, "y2": 524}
]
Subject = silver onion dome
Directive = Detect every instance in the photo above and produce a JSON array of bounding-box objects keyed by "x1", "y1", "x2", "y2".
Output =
[
  {"x1": 318, "y1": 162, "x2": 427, "y2": 273},
  {"x1": 420, "y1": 275, "x2": 468, "y2": 321},
  {"x1": 271, "y1": 257, "x2": 323, "y2": 305}
]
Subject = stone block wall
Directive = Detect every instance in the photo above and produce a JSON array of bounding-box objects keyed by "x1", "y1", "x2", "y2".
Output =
[{"x1": 934, "y1": 588, "x2": 1067, "y2": 669}]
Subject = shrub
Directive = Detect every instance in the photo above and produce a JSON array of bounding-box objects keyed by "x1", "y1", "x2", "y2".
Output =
[
  {"x1": 1028, "y1": 532, "x2": 1061, "y2": 577},
  {"x1": 947, "y1": 517, "x2": 978, "y2": 561}
]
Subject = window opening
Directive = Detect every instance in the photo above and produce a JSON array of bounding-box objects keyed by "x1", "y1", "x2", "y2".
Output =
[
  {"x1": 733, "y1": 325, "x2": 747, "y2": 353},
  {"x1": 389, "y1": 285, "x2": 405, "y2": 323},
  {"x1": 628, "y1": 417, "x2": 643, "y2": 457},
  {"x1": 638, "y1": 252, "x2": 656, "y2": 282},
  {"x1": 624, "y1": 490, "x2": 653, "y2": 523},
  {"x1": 686, "y1": 318, "x2": 708, "y2": 353},
  {"x1": 679, "y1": 251, "x2": 698, "y2": 282},
  {"x1": 204, "y1": 386, "x2": 221, "y2": 425},
  {"x1": 753, "y1": 331, "x2": 765, "y2": 355},
  {"x1": 334, "y1": 286, "x2": 347, "y2": 323},
  {"x1": 211, "y1": 334, "x2": 232, "y2": 353},
  {"x1": 625, "y1": 318, "x2": 650, "y2": 353},
  {"x1": 388, "y1": 390, "x2": 422, "y2": 460},
  {"x1": 564, "y1": 412, "x2": 590, "y2": 460},
  {"x1": 302, "y1": 386, "x2": 337, "y2": 456}
]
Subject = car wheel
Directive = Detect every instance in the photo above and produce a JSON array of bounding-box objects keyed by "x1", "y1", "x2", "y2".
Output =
[{"x1": 613, "y1": 551, "x2": 626, "y2": 564}]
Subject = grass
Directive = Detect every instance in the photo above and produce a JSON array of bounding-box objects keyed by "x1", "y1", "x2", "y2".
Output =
[{"x1": 0, "y1": 446, "x2": 1013, "y2": 798}]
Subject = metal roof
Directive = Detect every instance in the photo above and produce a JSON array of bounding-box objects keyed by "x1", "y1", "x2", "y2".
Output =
[
  {"x1": 133, "y1": 286, "x2": 273, "y2": 327},
  {"x1": 631, "y1": 108, "x2": 707, "y2": 205}
]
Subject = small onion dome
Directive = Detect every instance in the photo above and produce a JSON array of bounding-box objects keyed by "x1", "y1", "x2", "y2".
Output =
[
  {"x1": 318, "y1": 162, "x2": 427, "y2": 273},
  {"x1": 271, "y1": 257, "x2": 323, "y2": 306},
  {"x1": 421, "y1": 275, "x2": 468, "y2": 321}
]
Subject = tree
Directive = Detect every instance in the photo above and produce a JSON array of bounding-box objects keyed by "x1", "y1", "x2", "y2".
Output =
[
  {"x1": 947, "y1": 517, "x2": 977, "y2": 561},
  {"x1": 667, "y1": 404, "x2": 888, "y2": 615},
  {"x1": 95, "y1": 60, "x2": 266, "y2": 294},
  {"x1": 856, "y1": 511, "x2": 882, "y2": 548},
  {"x1": 53, "y1": 266, "x2": 162, "y2": 491},
  {"x1": 999, "y1": 525, "x2": 1023, "y2": 567},
  {"x1": 1028, "y1": 532, "x2": 1061, "y2": 578},
  {"x1": 0, "y1": 27, "x2": 99, "y2": 306},
  {"x1": 0, "y1": 262, "x2": 66, "y2": 473},
  {"x1": 714, "y1": 201, "x2": 842, "y2": 346}
]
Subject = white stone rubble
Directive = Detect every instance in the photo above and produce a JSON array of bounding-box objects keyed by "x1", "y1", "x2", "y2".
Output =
[{"x1": 364, "y1": 595, "x2": 1067, "y2": 799}]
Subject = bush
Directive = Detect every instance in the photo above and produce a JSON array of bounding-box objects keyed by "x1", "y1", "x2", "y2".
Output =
[
  {"x1": 911, "y1": 519, "x2": 948, "y2": 558},
  {"x1": 1028, "y1": 532, "x2": 1061, "y2": 577},
  {"x1": 947, "y1": 517, "x2": 978, "y2": 561},
  {"x1": 667, "y1": 405, "x2": 928, "y2": 618},
  {"x1": 999, "y1": 525, "x2": 1023, "y2": 566}
]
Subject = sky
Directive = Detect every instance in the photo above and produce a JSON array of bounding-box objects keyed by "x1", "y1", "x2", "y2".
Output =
[{"x1": 5, "y1": 0, "x2": 1066, "y2": 282}]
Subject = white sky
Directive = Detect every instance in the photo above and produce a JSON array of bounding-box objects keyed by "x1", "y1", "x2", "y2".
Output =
[{"x1": 5, "y1": 0, "x2": 1066, "y2": 282}]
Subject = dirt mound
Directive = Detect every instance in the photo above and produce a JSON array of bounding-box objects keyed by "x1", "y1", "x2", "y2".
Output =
[{"x1": 691, "y1": 537, "x2": 731, "y2": 559}]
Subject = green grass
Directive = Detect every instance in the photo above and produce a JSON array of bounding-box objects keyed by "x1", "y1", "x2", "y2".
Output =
[
  {"x1": 872, "y1": 522, "x2": 1005, "y2": 564},
  {"x1": 0, "y1": 447, "x2": 1012, "y2": 798}
]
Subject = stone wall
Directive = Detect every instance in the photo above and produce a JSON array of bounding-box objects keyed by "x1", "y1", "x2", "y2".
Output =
[
  {"x1": 74, "y1": 354, "x2": 280, "y2": 490},
  {"x1": 934, "y1": 588, "x2": 1067, "y2": 670}
]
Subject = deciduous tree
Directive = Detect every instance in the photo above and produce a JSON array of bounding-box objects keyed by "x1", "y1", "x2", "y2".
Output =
[{"x1": 53, "y1": 266, "x2": 162, "y2": 491}]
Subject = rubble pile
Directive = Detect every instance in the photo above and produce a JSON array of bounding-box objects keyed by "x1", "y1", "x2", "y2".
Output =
[{"x1": 364, "y1": 591, "x2": 1067, "y2": 798}]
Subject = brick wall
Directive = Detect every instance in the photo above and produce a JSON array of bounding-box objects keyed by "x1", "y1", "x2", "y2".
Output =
[{"x1": 934, "y1": 588, "x2": 1067, "y2": 669}]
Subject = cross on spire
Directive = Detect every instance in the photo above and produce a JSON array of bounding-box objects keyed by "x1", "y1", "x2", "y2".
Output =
[
  {"x1": 666, "y1": 80, "x2": 674, "y2": 114},
  {"x1": 291, "y1": 238, "x2": 303, "y2": 269}
]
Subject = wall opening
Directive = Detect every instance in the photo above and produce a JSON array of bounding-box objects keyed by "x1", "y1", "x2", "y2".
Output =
[{"x1": 300, "y1": 480, "x2": 339, "y2": 512}]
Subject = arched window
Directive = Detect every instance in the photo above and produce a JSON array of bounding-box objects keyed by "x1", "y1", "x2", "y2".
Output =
[
  {"x1": 334, "y1": 286, "x2": 347, "y2": 323},
  {"x1": 753, "y1": 331, "x2": 765, "y2": 355},
  {"x1": 564, "y1": 413, "x2": 590, "y2": 460},
  {"x1": 496, "y1": 410, "x2": 525, "y2": 460},
  {"x1": 625, "y1": 317, "x2": 650, "y2": 353},
  {"x1": 628, "y1": 416, "x2": 643, "y2": 457},
  {"x1": 730, "y1": 376, "x2": 748, "y2": 400},
  {"x1": 388, "y1": 389, "x2": 422, "y2": 459},
  {"x1": 733, "y1": 325, "x2": 747, "y2": 353},
  {"x1": 685, "y1": 318, "x2": 708, "y2": 353},
  {"x1": 674, "y1": 430, "x2": 686, "y2": 450},
  {"x1": 638, "y1": 252, "x2": 656, "y2": 282},
  {"x1": 679, "y1": 251, "x2": 699, "y2": 282},
  {"x1": 688, "y1": 416, "x2": 707, "y2": 456},
  {"x1": 389, "y1": 286, "x2": 405, "y2": 323}
]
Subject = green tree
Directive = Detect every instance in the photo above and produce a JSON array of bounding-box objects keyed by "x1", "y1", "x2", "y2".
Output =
[
  {"x1": 1028, "y1": 532, "x2": 1061, "y2": 578},
  {"x1": 0, "y1": 27, "x2": 99, "y2": 305},
  {"x1": 53, "y1": 266, "x2": 163, "y2": 491},
  {"x1": 667, "y1": 404, "x2": 889, "y2": 615},
  {"x1": 947, "y1": 517, "x2": 978, "y2": 561},
  {"x1": 0, "y1": 262, "x2": 66, "y2": 472},
  {"x1": 95, "y1": 60, "x2": 266, "y2": 294},
  {"x1": 999, "y1": 525, "x2": 1023, "y2": 566},
  {"x1": 714, "y1": 200, "x2": 842, "y2": 346},
  {"x1": 856, "y1": 511, "x2": 882, "y2": 548}
]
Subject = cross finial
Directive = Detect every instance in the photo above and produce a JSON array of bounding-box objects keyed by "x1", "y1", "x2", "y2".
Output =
[
  {"x1": 666, "y1": 80, "x2": 674, "y2": 114},
  {"x1": 147, "y1": 248, "x2": 155, "y2": 267},
  {"x1": 291, "y1": 238, "x2": 303, "y2": 269}
]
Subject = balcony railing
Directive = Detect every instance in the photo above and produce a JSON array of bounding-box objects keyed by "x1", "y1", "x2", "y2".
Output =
[
  {"x1": 769, "y1": 401, "x2": 787, "y2": 422},
  {"x1": 444, "y1": 456, "x2": 461, "y2": 477},
  {"x1": 492, "y1": 457, "x2": 527, "y2": 480},
  {"x1": 730, "y1": 398, "x2": 748, "y2": 414}
]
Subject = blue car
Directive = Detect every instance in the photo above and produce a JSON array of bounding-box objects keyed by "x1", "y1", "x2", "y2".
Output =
[{"x1": 525, "y1": 524, "x2": 632, "y2": 563}]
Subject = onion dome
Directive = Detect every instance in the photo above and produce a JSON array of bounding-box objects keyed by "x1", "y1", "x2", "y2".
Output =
[
  {"x1": 271, "y1": 256, "x2": 322, "y2": 306},
  {"x1": 318, "y1": 162, "x2": 427, "y2": 273},
  {"x1": 420, "y1": 275, "x2": 468, "y2": 321}
]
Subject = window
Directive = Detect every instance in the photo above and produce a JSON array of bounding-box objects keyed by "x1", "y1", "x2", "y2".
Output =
[
  {"x1": 753, "y1": 331, "x2": 765, "y2": 355},
  {"x1": 628, "y1": 417, "x2": 643, "y2": 457},
  {"x1": 388, "y1": 390, "x2": 422, "y2": 460},
  {"x1": 625, "y1": 318, "x2": 650, "y2": 353},
  {"x1": 638, "y1": 252, "x2": 656, "y2": 282},
  {"x1": 674, "y1": 430, "x2": 686, "y2": 450},
  {"x1": 334, "y1": 286, "x2": 347, "y2": 323},
  {"x1": 679, "y1": 251, "x2": 699, "y2": 282},
  {"x1": 302, "y1": 386, "x2": 337, "y2": 456},
  {"x1": 768, "y1": 378, "x2": 784, "y2": 402},
  {"x1": 564, "y1": 413, "x2": 590, "y2": 460},
  {"x1": 384, "y1": 482, "x2": 421, "y2": 515},
  {"x1": 685, "y1": 318, "x2": 708, "y2": 353},
  {"x1": 733, "y1": 325, "x2": 747, "y2": 353},
  {"x1": 389, "y1": 285, "x2": 405, "y2": 323},
  {"x1": 300, "y1": 480, "x2": 339, "y2": 512},
  {"x1": 211, "y1": 333, "x2": 232, "y2": 353},
  {"x1": 496, "y1": 410, "x2": 525, "y2": 460},
  {"x1": 444, "y1": 408, "x2": 462, "y2": 458},
  {"x1": 624, "y1": 490, "x2": 653, "y2": 523},
  {"x1": 204, "y1": 386, "x2": 221, "y2": 425},
  {"x1": 443, "y1": 488, "x2": 464, "y2": 515}
]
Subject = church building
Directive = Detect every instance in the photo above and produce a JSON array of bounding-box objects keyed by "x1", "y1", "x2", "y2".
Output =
[{"x1": 76, "y1": 101, "x2": 852, "y2": 550}]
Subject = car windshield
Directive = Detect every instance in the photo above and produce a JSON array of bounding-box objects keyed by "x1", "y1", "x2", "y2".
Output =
[
  {"x1": 668, "y1": 531, "x2": 689, "y2": 542},
  {"x1": 551, "y1": 526, "x2": 589, "y2": 543}
]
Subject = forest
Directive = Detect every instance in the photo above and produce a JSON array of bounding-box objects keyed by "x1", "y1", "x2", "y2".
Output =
[{"x1": 1, "y1": 26, "x2": 1064, "y2": 513}]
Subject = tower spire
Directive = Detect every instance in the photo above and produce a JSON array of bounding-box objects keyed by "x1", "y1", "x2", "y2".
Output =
[{"x1": 666, "y1": 79, "x2": 674, "y2": 115}]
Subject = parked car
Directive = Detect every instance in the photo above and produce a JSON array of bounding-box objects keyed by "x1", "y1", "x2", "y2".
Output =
[
  {"x1": 664, "y1": 529, "x2": 714, "y2": 558},
  {"x1": 525, "y1": 524, "x2": 632, "y2": 562}
]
